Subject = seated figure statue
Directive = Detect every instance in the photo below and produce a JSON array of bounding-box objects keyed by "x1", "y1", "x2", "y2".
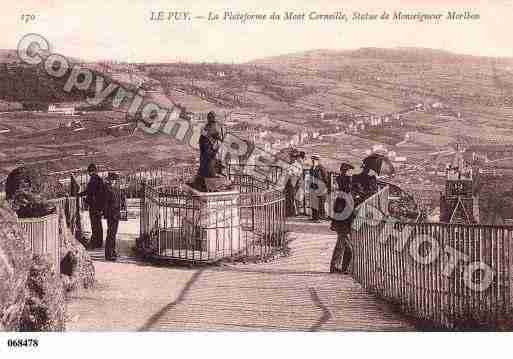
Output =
[{"x1": 190, "y1": 111, "x2": 233, "y2": 192}]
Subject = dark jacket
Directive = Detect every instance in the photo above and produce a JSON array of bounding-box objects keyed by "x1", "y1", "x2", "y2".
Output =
[
  {"x1": 352, "y1": 172, "x2": 378, "y2": 200},
  {"x1": 335, "y1": 174, "x2": 352, "y2": 192},
  {"x1": 330, "y1": 191, "x2": 355, "y2": 231},
  {"x1": 309, "y1": 164, "x2": 330, "y2": 193},
  {"x1": 79, "y1": 174, "x2": 105, "y2": 211},
  {"x1": 103, "y1": 183, "x2": 122, "y2": 220}
]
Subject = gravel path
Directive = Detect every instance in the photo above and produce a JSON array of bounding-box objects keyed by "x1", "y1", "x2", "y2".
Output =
[{"x1": 66, "y1": 221, "x2": 414, "y2": 331}]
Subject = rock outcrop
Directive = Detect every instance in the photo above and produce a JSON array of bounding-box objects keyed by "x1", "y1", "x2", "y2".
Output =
[
  {"x1": 1, "y1": 164, "x2": 96, "y2": 332},
  {"x1": 5, "y1": 166, "x2": 66, "y2": 201},
  {"x1": 19, "y1": 255, "x2": 66, "y2": 331},
  {"x1": 0, "y1": 203, "x2": 32, "y2": 331},
  {"x1": 5, "y1": 166, "x2": 61, "y2": 218},
  {"x1": 57, "y1": 206, "x2": 95, "y2": 292},
  {"x1": 1, "y1": 197, "x2": 95, "y2": 331}
]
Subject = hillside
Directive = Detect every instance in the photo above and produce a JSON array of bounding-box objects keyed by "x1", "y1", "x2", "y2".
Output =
[
  {"x1": 249, "y1": 47, "x2": 513, "y2": 110},
  {"x1": 3, "y1": 46, "x2": 513, "y2": 216},
  {"x1": 0, "y1": 50, "x2": 123, "y2": 110}
]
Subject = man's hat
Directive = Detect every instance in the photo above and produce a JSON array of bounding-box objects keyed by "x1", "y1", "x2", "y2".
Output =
[
  {"x1": 87, "y1": 163, "x2": 97, "y2": 172},
  {"x1": 311, "y1": 154, "x2": 320, "y2": 160},
  {"x1": 107, "y1": 172, "x2": 119, "y2": 181},
  {"x1": 339, "y1": 162, "x2": 354, "y2": 171},
  {"x1": 207, "y1": 111, "x2": 217, "y2": 124}
]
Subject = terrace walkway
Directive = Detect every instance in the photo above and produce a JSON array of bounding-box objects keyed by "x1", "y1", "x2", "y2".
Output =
[{"x1": 66, "y1": 218, "x2": 414, "y2": 331}]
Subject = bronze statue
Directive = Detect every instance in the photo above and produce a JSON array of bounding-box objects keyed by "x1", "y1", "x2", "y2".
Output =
[{"x1": 191, "y1": 111, "x2": 233, "y2": 192}]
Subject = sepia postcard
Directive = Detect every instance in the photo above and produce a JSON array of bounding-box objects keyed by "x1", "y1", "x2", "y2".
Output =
[{"x1": 1, "y1": 0, "x2": 513, "y2": 356}]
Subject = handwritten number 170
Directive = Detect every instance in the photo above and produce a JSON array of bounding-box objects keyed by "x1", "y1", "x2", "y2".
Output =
[{"x1": 21, "y1": 14, "x2": 36, "y2": 23}]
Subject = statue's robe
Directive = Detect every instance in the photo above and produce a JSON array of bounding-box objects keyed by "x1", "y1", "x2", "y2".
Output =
[
  {"x1": 198, "y1": 134, "x2": 219, "y2": 178},
  {"x1": 193, "y1": 124, "x2": 232, "y2": 192}
]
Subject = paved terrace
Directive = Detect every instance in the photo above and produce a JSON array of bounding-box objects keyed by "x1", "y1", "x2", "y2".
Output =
[{"x1": 66, "y1": 217, "x2": 415, "y2": 331}]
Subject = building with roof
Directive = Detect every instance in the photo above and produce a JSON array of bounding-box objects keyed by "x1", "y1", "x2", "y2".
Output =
[
  {"x1": 440, "y1": 166, "x2": 479, "y2": 224},
  {"x1": 48, "y1": 104, "x2": 75, "y2": 115}
]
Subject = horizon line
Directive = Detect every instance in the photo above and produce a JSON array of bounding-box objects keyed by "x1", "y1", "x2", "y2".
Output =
[{"x1": 3, "y1": 45, "x2": 513, "y2": 65}]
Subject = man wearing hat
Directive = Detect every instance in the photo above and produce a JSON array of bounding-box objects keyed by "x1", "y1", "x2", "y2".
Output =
[
  {"x1": 335, "y1": 162, "x2": 354, "y2": 190},
  {"x1": 79, "y1": 163, "x2": 105, "y2": 249},
  {"x1": 330, "y1": 162, "x2": 355, "y2": 273},
  {"x1": 352, "y1": 156, "x2": 379, "y2": 205},
  {"x1": 103, "y1": 172, "x2": 121, "y2": 260},
  {"x1": 309, "y1": 154, "x2": 330, "y2": 221}
]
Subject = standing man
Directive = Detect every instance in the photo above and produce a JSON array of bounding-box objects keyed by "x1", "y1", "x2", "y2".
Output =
[
  {"x1": 103, "y1": 172, "x2": 121, "y2": 261},
  {"x1": 309, "y1": 154, "x2": 330, "y2": 222},
  {"x1": 335, "y1": 163, "x2": 354, "y2": 191},
  {"x1": 330, "y1": 163, "x2": 355, "y2": 273},
  {"x1": 352, "y1": 156, "x2": 379, "y2": 205},
  {"x1": 79, "y1": 163, "x2": 105, "y2": 249}
]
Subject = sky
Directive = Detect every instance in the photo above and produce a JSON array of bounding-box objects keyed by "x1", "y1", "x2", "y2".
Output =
[{"x1": 1, "y1": 0, "x2": 513, "y2": 63}]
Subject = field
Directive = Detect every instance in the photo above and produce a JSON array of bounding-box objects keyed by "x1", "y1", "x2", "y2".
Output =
[{"x1": 2, "y1": 47, "x2": 513, "y2": 221}]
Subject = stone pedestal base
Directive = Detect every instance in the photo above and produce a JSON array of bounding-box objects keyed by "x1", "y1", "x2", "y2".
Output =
[
  {"x1": 183, "y1": 185, "x2": 241, "y2": 259},
  {"x1": 189, "y1": 175, "x2": 233, "y2": 193}
]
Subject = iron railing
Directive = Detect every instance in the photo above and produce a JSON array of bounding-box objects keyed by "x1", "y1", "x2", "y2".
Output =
[
  {"x1": 349, "y1": 186, "x2": 513, "y2": 329},
  {"x1": 64, "y1": 165, "x2": 196, "y2": 216},
  {"x1": 139, "y1": 172, "x2": 287, "y2": 262}
]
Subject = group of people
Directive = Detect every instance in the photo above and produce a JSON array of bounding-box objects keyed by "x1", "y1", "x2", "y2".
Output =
[
  {"x1": 285, "y1": 151, "x2": 382, "y2": 274},
  {"x1": 79, "y1": 163, "x2": 122, "y2": 261},
  {"x1": 284, "y1": 151, "x2": 335, "y2": 220},
  {"x1": 285, "y1": 152, "x2": 379, "y2": 220}
]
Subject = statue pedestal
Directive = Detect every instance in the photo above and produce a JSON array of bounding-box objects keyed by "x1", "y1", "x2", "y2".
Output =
[{"x1": 183, "y1": 185, "x2": 241, "y2": 259}]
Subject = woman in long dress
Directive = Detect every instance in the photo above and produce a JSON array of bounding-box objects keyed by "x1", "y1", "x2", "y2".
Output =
[{"x1": 284, "y1": 153, "x2": 299, "y2": 217}]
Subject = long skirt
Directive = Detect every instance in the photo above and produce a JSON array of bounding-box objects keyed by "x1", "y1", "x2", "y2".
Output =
[{"x1": 284, "y1": 180, "x2": 296, "y2": 217}]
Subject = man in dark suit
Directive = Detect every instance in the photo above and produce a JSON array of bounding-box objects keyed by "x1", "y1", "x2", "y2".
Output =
[
  {"x1": 309, "y1": 155, "x2": 330, "y2": 221},
  {"x1": 103, "y1": 172, "x2": 121, "y2": 261},
  {"x1": 330, "y1": 163, "x2": 355, "y2": 273},
  {"x1": 352, "y1": 156, "x2": 379, "y2": 205},
  {"x1": 79, "y1": 163, "x2": 105, "y2": 249}
]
